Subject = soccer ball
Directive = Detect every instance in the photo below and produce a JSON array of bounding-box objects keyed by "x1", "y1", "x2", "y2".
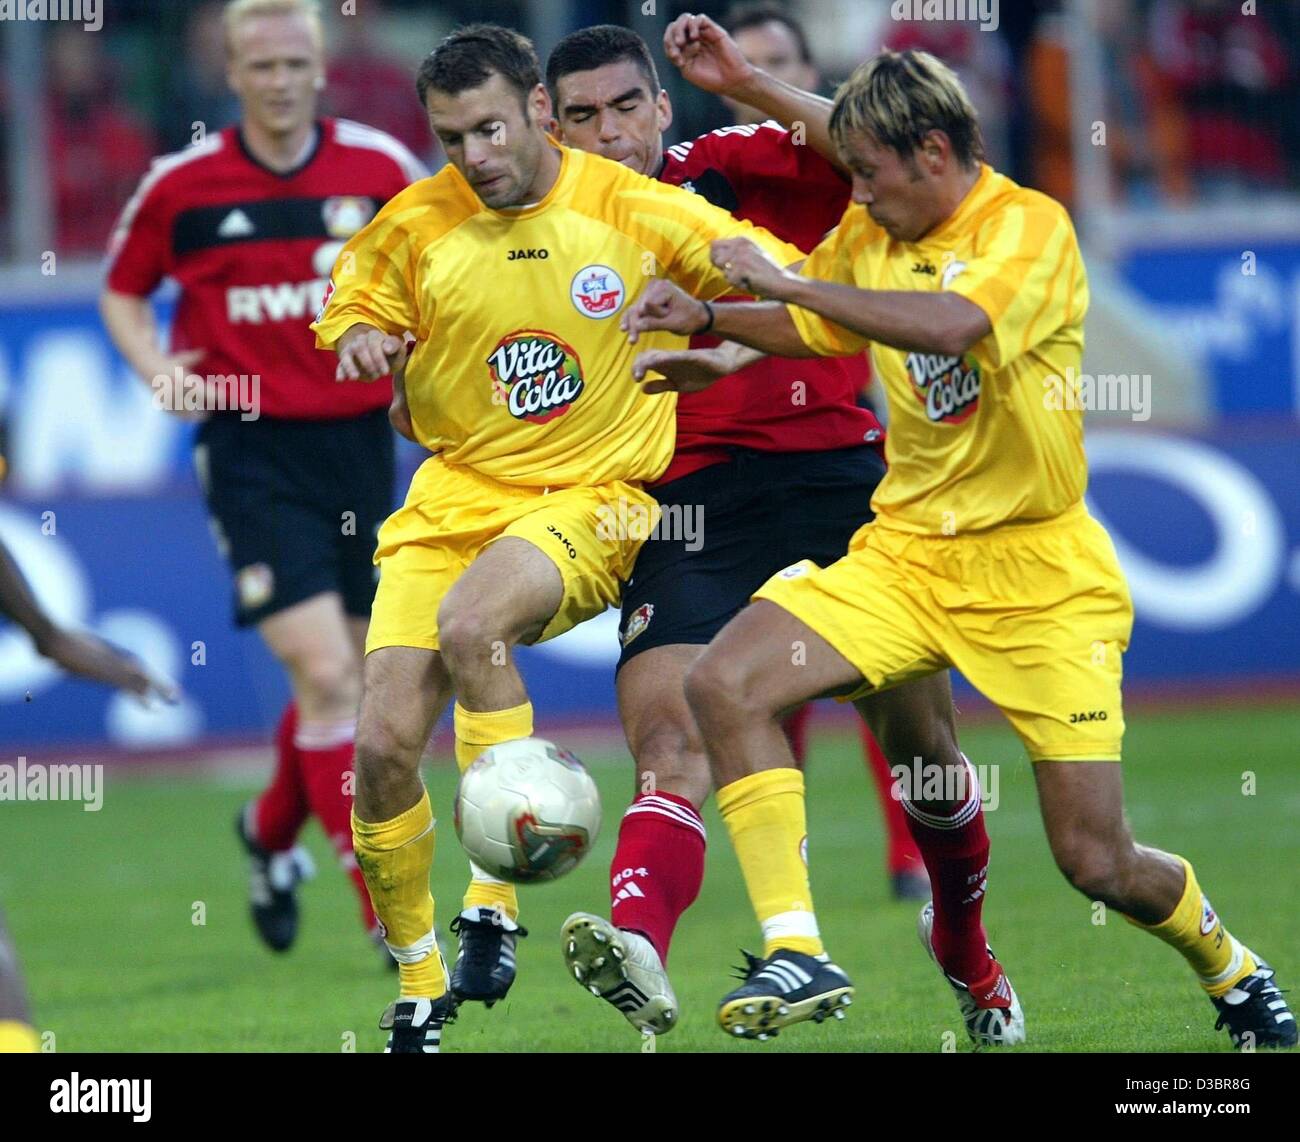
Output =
[{"x1": 454, "y1": 738, "x2": 601, "y2": 883}]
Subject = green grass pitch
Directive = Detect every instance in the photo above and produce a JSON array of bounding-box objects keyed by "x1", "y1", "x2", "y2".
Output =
[{"x1": 3, "y1": 703, "x2": 1297, "y2": 1052}]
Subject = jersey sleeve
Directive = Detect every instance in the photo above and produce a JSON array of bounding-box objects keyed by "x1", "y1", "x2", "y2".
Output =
[
  {"x1": 624, "y1": 178, "x2": 804, "y2": 302},
  {"x1": 705, "y1": 121, "x2": 848, "y2": 207},
  {"x1": 312, "y1": 189, "x2": 424, "y2": 348},
  {"x1": 786, "y1": 218, "x2": 873, "y2": 357},
  {"x1": 104, "y1": 169, "x2": 172, "y2": 297},
  {"x1": 942, "y1": 196, "x2": 1087, "y2": 371}
]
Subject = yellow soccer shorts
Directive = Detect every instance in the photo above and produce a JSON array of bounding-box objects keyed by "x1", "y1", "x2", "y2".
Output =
[
  {"x1": 366, "y1": 454, "x2": 658, "y2": 655},
  {"x1": 754, "y1": 502, "x2": 1135, "y2": 761}
]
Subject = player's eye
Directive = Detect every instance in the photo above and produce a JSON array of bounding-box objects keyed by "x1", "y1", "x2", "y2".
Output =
[{"x1": 616, "y1": 103, "x2": 639, "y2": 114}]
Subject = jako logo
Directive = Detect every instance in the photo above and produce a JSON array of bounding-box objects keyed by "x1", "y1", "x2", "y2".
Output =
[{"x1": 1068, "y1": 710, "x2": 1108, "y2": 723}]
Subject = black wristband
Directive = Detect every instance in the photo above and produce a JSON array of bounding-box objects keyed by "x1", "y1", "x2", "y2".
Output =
[{"x1": 696, "y1": 300, "x2": 715, "y2": 335}]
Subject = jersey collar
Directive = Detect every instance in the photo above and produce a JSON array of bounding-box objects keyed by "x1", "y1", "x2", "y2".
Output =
[{"x1": 236, "y1": 120, "x2": 325, "y2": 180}]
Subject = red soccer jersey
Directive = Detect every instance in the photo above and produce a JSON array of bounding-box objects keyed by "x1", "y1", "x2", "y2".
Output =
[
  {"x1": 656, "y1": 120, "x2": 883, "y2": 484},
  {"x1": 106, "y1": 118, "x2": 427, "y2": 421}
]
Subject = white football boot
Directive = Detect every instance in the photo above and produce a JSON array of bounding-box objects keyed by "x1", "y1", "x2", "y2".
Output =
[
  {"x1": 918, "y1": 901, "x2": 1025, "y2": 1046},
  {"x1": 561, "y1": 912, "x2": 678, "y2": 1035}
]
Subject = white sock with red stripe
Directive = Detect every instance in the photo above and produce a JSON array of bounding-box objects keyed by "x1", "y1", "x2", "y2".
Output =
[{"x1": 608, "y1": 792, "x2": 706, "y2": 964}]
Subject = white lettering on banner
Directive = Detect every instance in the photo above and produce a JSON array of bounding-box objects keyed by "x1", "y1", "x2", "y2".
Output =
[
  {"x1": 1085, "y1": 432, "x2": 1284, "y2": 631},
  {"x1": 9, "y1": 334, "x2": 176, "y2": 494}
]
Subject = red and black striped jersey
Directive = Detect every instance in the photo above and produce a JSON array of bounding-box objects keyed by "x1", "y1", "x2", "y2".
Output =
[
  {"x1": 656, "y1": 120, "x2": 882, "y2": 484},
  {"x1": 106, "y1": 118, "x2": 427, "y2": 421}
]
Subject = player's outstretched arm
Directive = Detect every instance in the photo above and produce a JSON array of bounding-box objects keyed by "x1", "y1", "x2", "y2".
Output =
[
  {"x1": 664, "y1": 13, "x2": 843, "y2": 172},
  {"x1": 0, "y1": 539, "x2": 176, "y2": 702},
  {"x1": 334, "y1": 323, "x2": 409, "y2": 382},
  {"x1": 631, "y1": 341, "x2": 767, "y2": 395},
  {"x1": 622, "y1": 279, "x2": 815, "y2": 358},
  {"x1": 711, "y1": 236, "x2": 992, "y2": 357}
]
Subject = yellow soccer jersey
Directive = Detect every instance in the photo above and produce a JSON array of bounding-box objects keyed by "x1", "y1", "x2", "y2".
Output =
[
  {"x1": 313, "y1": 141, "x2": 802, "y2": 488},
  {"x1": 788, "y1": 164, "x2": 1090, "y2": 535}
]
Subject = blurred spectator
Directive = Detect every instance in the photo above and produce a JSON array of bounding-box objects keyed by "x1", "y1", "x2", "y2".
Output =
[
  {"x1": 323, "y1": 0, "x2": 437, "y2": 166},
  {"x1": 721, "y1": 2, "x2": 823, "y2": 124},
  {"x1": 46, "y1": 26, "x2": 156, "y2": 256},
  {"x1": 168, "y1": 1, "x2": 240, "y2": 151},
  {"x1": 1147, "y1": 0, "x2": 1292, "y2": 195}
]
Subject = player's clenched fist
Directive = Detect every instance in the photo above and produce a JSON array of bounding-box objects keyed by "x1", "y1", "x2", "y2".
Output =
[
  {"x1": 335, "y1": 323, "x2": 409, "y2": 381},
  {"x1": 711, "y1": 237, "x2": 795, "y2": 300},
  {"x1": 621, "y1": 279, "x2": 712, "y2": 345}
]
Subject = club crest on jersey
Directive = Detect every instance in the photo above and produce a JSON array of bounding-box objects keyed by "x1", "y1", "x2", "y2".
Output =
[
  {"x1": 621, "y1": 603, "x2": 654, "y2": 647},
  {"x1": 571, "y1": 264, "x2": 625, "y2": 319},
  {"x1": 905, "y1": 352, "x2": 981, "y2": 424},
  {"x1": 321, "y1": 196, "x2": 375, "y2": 239},
  {"x1": 487, "y1": 330, "x2": 585, "y2": 424}
]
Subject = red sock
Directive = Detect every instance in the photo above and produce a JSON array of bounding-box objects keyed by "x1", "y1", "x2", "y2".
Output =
[
  {"x1": 782, "y1": 704, "x2": 812, "y2": 769},
  {"x1": 254, "y1": 703, "x2": 310, "y2": 851},
  {"x1": 859, "y1": 723, "x2": 925, "y2": 875},
  {"x1": 296, "y1": 719, "x2": 377, "y2": 933},
  {"x1": 609, "y1": 793, "x2": 706, "y2": 963},
  {"x1": 900, "y1": 755, "x2": 990, "y2": 983}
]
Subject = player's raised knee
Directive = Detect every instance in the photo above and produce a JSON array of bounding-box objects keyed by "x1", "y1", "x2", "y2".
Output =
[{"x1": 435, "y1": 602, "x2": 504, "y2": 668}]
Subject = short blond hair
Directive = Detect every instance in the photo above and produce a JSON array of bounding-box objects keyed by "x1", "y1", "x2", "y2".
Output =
[
  {"x1": 224, "y1": 0, "x2": 323, "y2": 53},
  {"x1": 829, "y1": 48, "x2": 984, "y2": 169}
]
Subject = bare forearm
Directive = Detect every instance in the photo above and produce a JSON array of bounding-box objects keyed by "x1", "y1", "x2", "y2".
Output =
[
  {"x1": 782, "y1": 276, "x2": 989, "y2": 357},
  {"x1": 100, "y1": 290, "x2": 165, "y2": 380},
  {"x1": 0, "y1": 541, "x2": 55, "y2": 651},
  {"x1": 710, "y1": 301, "x2": 821, "y2": 358},
  {"x1": 729, "y1": 73, "x2": 843, "y2": 173}
]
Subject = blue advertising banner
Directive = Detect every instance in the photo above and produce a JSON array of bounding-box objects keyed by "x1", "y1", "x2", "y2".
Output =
[
  {"x1": 2, "y1": 424, "x2": 1298, "y2": 752},
  {"x1": 1118, "y1": 240, "x2": 1300, "y2": 418}
]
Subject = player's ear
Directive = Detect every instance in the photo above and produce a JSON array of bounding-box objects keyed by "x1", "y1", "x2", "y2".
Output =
[
  {"x1": 529, "y1": 83, "x2": 553, "y2": 127},
  {"x1": 656, "y1": 89, "x2": 673, "y2": 133}
]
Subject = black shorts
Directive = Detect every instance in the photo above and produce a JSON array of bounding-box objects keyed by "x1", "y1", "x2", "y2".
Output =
[
  {"x1": 194, "y1": 409, "x2": 395, "y2": 627},
  {"x1": 617, "y1": 445, "x2": 887, "y2": 670}
]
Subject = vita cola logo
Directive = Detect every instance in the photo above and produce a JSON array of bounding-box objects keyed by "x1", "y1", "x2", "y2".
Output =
[
  {"x1": 905, "y1": 351, "x2": 981, "y2": 424},
  {"x1": 487, "y1": 331, "x2": 585, "y2": 424}
]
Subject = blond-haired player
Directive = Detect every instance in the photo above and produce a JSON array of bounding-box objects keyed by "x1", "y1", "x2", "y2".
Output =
[
  {"x1": 102, "y1": 0, "x2": 427, "y2": 960},
  {"x1": 311, "y1": 23, "x2": 802, "y2": 1053},
  {"x1": 624, "y1": 48, "x2": 1296, "y2": 1049}
]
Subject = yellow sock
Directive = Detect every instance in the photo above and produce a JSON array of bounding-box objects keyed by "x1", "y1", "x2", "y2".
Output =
[
  {"x1": 0, "y1": 1020, "x2": 40, "y2": 1052},
  {"x1": 1128, "y1": 856, "x2": 1257, "y2": 997},
  {"x1": 454, "y1": 702, "x2": 531, "y2": 921},
  {"x1": 352, "y1": 790, "x2": 446, "y2": 999},
  {"x1": 452, "y1": 701, "x2": 534, "y2": 771},
  {"x1": 716, "y1": 767, "x2": 823, "y2": 958}
]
